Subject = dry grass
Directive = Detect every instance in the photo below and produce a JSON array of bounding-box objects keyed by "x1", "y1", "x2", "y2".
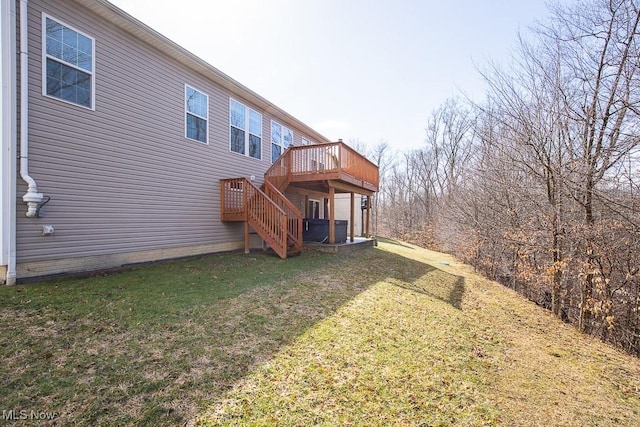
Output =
[
  {"x1": 195, "y1": 238, "x2": 640, "y2": 426},
  {"x1": 1, "y1": 240, "x2": 639, "y2": 426},
  {"x1": 382, "y1": 240, "x2": 640, "y2": 426}
]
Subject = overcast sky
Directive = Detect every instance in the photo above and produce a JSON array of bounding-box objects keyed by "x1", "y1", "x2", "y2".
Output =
[{"x1": 109, "y1": 0, "x2": 556, "y2": 151}]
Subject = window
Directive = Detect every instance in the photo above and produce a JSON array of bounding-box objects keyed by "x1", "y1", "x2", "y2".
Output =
[
  {"x1": 43, "y1": 15, "x2": 94, "y2": 109},
  {"x1": 271, "y1": 120, "x2": 292, "y2": 163},
  {"x1": 230, "y1": 99, "x2": 261, "y2": 159},
  {"x1": 185, "y1": 85, "x2": 208, "y2": 143}
]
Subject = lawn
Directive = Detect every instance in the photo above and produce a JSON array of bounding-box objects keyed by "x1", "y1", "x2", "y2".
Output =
[{"x1": 1, "y1": 240, "x2": 638, "y2": 426}]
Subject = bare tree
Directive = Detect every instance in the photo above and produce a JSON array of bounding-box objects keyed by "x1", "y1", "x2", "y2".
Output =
[
  {"x1": 424, "y1": 99, "x2": 476, "y2": 200},
  {"x1": 539, "y1": 0, "x2": 640, "y2": 332},
  {"x1": 370, "y1": 140, "x2": 395, "y2": 238},
  {"x1": 377, "y1": 0, "x2": 640, "y2": 355}
]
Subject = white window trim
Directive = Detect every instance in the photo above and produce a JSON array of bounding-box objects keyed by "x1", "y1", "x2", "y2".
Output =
[
  {"x1": 184, "y1": 84, "x2": 209, "y2": 144},
  {"x1": 229, "y1": 98, "x2": 262, "y2": 160},
  {"x1": 41, "y1": 13, "x2": 96, "y2": 110},
  {"x1": 271, "y1": 120, "x2": 292, "y2": 163}
]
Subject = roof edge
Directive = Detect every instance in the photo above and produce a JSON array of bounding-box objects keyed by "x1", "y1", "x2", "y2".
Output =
[{"x1": 73, "y1": 0, "x2": 332, "y2": 144}]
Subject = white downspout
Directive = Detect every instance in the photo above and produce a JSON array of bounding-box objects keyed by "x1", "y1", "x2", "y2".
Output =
[
  {"x1": 19, "y1": 0, "x2": 43, "y2": 218},
  {"x1": 1, "y1": 0, "x2": 17, "y2": 284}
]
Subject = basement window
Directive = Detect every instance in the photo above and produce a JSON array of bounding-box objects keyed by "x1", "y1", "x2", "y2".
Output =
[{"x1": 43, "y1": 15, "x2": 94, "y2": 109}]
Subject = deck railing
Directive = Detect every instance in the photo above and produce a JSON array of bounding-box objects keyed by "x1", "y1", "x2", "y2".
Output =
[
  {"x1": 220, "y1": 178, "x2": 289, "y2": 259},
  {"x1": 245, "y1": 180, "x2": 288, "y2": 259},
  {"x1": 222, "y1": 142, "x2": 377, "y2": 258},
  {"x1": 220, "y1": 178, "x2": 246, "y2": 221},
  {"x1": 264, "y1": 181, "x2": 303, "y2": 253},
  {"x1": 264, "y1": 141, "x2": 379, "y2": 192}
]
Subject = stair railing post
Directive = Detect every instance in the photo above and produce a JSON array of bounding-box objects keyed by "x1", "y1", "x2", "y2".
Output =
[
  {"x1": 244, "y1": 179, "x2": 250, "y2": 253},
  {"x1": 286, "y1": 148, "x2": 292, "y2": 186},
  {"x1": 297, "y1": 215, "x2": 302, "y2": 251},
  {"x1": 280, "y1": 215, "x2": 288, "y2": 258},
  {"x1": 243, "y1": 178, "x2": 248, "y2": 221},
  {"x1": 220, "y1": 180, "x2": 226, "y2": 220}
]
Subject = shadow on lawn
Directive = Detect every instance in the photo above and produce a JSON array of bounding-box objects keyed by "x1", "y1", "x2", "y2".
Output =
[
  {"x1": 0, "y1": 246, "x2": 465, "y2": 426},
  {"x1": 388, "y1": 266, "x2": 465, "y2": 310},
  {"x1": 377, "y1": 236, "x2": 416, "y2": 250}
]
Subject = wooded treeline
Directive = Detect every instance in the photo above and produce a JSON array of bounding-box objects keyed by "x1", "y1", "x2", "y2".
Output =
[{"x1": 373, "y1": 0, "x2": 640, "y2": 356}]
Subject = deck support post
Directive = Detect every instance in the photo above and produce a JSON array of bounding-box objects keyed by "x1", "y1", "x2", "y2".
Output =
[
  {"x1": 244, "y1": 221, "x2": 250, "y2": 254},
  {"x1": 329, "y1": 187, "x2": 335, "y2": 244},
  {"x1": 365, "y1": 195, "x2": 370, "y2": 238},
  {"x1": 350, "y1": 192, "x2": 355, "y2": 242}
]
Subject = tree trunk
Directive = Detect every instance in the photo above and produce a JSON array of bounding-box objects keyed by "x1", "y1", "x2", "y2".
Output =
[
  {"x1": 551, "y1": 230, "x2": 563, "y2": 317},
  {"x1": 579, "y1": 183, "x2": 594, "y2": 333}
]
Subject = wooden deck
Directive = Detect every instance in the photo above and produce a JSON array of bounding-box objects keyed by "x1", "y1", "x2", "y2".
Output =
[
  {"x1": 265, "y1": 142, "x2": 379, "y2": 195},
  {"x1": 221, "y1": 141, "x2": 379, "y2": 253}
]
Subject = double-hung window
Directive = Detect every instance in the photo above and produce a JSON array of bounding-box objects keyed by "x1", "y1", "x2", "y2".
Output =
[
  {"x1": 271, "y1": 120, "x2": 292, "y2": 163},
  {"x1": 230, "y1": 99, "x2": 262, "y2": 159},
  {"x1": 185, "y1": 85, "x2": 208, "y2": 143},
  {"x1": 43, "y1": 15, "x2": 94, "y2": 109}
]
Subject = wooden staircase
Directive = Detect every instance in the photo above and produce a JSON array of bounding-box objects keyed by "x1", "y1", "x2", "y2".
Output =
[
  {"x1": 220, "y1": 177, "x2": 302, "y2": 259},
  {"x1": 221, "y1": 141, "x2": 379, "y2": 258},
  {"x1": 263, "y1": 180, "x2": 303, "y2": 256}
]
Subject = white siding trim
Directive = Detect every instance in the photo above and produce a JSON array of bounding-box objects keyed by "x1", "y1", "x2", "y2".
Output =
[{"x1": 0, "y1": 0, "x2": 17, "y2": 283}]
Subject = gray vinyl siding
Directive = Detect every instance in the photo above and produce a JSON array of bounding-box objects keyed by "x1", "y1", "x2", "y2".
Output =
[
  {"x1": 284, "y1": 193, "x2": 306, "y2": 217},
  {"x1": 16, "y1": 0, "x2": 327, "y2": 264}
]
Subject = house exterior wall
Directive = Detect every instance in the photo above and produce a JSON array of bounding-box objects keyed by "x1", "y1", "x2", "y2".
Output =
[
  {"x1": 15, "y1": 0, "x2": 330, "y2": 279},
  {"x1": 334, "y1": 194, "x2": 365, "y2": 236},
  {"x1": 284, "y1": 192, "x2": 306, "y2": 216}
]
